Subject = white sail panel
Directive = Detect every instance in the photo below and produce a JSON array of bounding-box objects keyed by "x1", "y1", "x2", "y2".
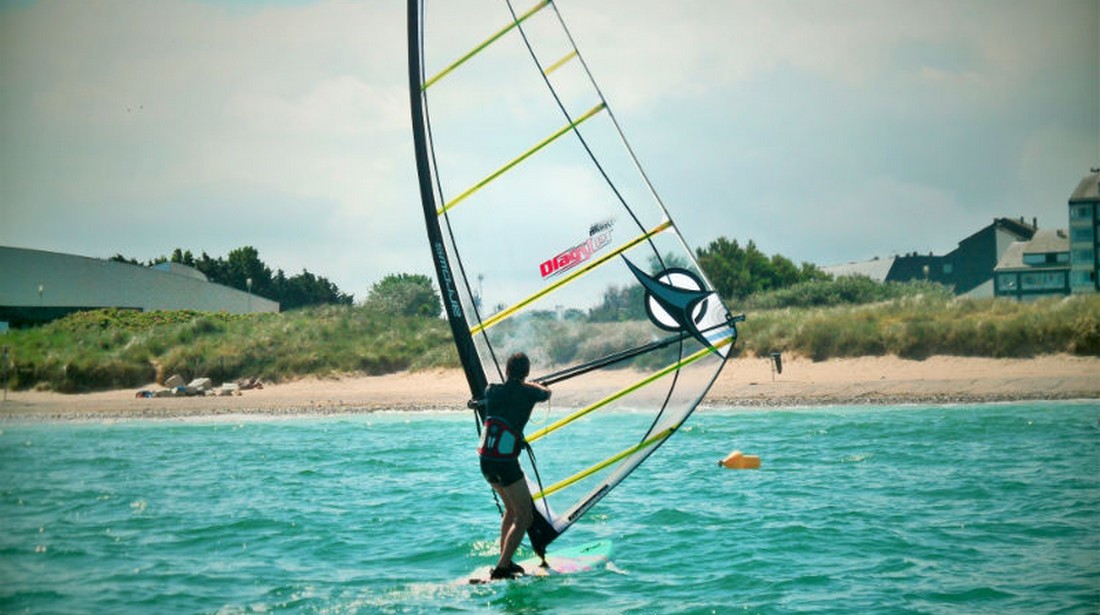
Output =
[{"x1": 409, "y1": 0, "x2": 741, "y2": 554}]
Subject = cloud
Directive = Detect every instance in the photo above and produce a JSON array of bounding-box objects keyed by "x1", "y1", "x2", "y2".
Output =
[
  {"x1": 1, "y1": 0, "x2": 1096, "y2": 301},
  {"x1": 0, "y1": 0, "x2": 419, "y2": 297}
]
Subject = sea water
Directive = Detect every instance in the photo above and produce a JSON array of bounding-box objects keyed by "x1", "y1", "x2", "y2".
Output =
[{"x1": 1, "y1": 402, "x2": 1097, "y2": 614}]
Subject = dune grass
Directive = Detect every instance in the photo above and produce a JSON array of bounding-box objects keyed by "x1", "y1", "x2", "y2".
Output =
[
  {"x1": 1, "y1": 293, "x2": 1096, "y2": 393},
  {"x1": 739, "y1": 293, "x2": 1100, "y2": 360},
  {"x1": 1, "y1": 306, "x2": 458, "y2": 392}
]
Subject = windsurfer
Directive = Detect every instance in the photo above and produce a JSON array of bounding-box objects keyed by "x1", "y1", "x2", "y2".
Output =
[{"x1": 478, "y1": 352, "x2": 551, "y2": 579}]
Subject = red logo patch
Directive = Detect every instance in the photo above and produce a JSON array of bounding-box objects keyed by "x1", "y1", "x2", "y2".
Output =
[{"x1": 539, "y1": 221, "x2": 614, "y2": 279}]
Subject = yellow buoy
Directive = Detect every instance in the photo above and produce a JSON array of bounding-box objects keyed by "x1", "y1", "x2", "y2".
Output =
[{"x1": 719, "y1": 450, "x2": 761, "y2": 470}]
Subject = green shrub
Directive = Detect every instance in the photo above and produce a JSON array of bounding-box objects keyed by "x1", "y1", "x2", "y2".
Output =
[
  {"x1": 58, "y1": 358, "x2": 156, "y2": 393},
  {"x1": 741, "y1": 276, "x2": 953, "y2": 310}
]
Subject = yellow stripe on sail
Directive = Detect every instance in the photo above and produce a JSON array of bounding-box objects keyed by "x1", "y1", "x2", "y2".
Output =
[
  {"x1": 470, "y1": 219, "x2": 673, "y2": 335},
  {"x1": 526, "y1": 336, "x2": 732, "y2": 444},
  {"x1": 532, "y1": 427, "x2": 674, "y2": 500},
  {"x1": 543, "y1": 50, "x2": 577, "y2": 76},
  {"x1": 422, "y1": 1, "x2": 550, "y2": 91},
  {"x1": 437, "y1": 102, "x2": 606, "y2": 216}
]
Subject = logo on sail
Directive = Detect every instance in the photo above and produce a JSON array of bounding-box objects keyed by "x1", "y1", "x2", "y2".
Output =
[
  {"x1": 624, "y1": 258, "x2": 735, "y2": 356},
  {"x1": 539, "y1": 219, "x2": 615, "y2": 279}
]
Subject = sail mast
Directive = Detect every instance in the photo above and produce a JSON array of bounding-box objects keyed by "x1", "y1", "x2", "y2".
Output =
[{"x1": 407, "y1": 0, "x2": 487, "y2": 402}]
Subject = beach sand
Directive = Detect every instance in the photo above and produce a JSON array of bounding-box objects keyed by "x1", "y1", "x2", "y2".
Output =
[{"x1": 1, "y1": 354, "x2": 1097, "y2": 420}]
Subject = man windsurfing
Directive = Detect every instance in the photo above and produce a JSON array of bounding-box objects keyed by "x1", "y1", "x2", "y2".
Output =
[{"x1": 477, "y1": 352, "x2": 551, "y2": 579}]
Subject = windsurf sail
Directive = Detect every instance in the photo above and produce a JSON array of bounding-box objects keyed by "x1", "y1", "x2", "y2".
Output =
[{"x1": 407, "y1": 0, "x2": 742, "y2": 556}]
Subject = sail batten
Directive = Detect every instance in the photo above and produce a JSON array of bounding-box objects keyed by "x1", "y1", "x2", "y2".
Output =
[
  {"x1": 470, "y1": 219, "x2": 673, "y2": 335},
  {"x1": 533, "y1": 427, "x2": 675, "y2": 500},
  {"x1": 543, "y1": 50, "x2": 577, "y2": 75},
  {"x1": 422, "y1": 0, "x2": 550, "y2": 91},
  {"x1": 438, "y1": 102, "x2": 607, "y2": 216},
  {"x1": 527, "y1": 336, "x2": 732, "y2": 444}
]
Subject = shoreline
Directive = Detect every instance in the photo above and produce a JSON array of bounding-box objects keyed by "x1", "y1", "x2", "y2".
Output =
[{"x1": 2, "y1": 354, "x2": 1097, "y2": 421}]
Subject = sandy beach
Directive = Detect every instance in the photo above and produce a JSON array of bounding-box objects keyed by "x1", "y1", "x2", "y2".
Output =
[{"x1": 1, "y1": 354, "x2": 1097, "y2": 420}]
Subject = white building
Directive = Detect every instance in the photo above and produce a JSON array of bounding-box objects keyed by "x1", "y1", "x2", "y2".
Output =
[
  {"x1": 993, "y1": 229, "x2": 1071, "y2": 301},
  {"x1": 0, "y1": 246, "x2": 278, "y2": 327}
]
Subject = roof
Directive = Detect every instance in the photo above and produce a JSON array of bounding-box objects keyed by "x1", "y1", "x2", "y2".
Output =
[
  {"x1": 994, "y1": 229, "x2": 1069, "y2": 271},
  {"x1": 1069, "y1": 170, "x2": 1100, "y2": 203},
  {"x1": 1023, "y1": 228, "x2": 1070, "y2": 254},
  {"x1": 152, "y1": 261, "x2": 208, "y2": 282},
  {"x1": 990, "y1": 217, "x2": 1037, "y2": 241},
  {"x1": 953, "y1": 217, "x2": 1036, "y2": 251},
  {"x1": 0, "y1": 245, "x2": 279, "y2": 317},
  {"x1": 822, "y1": 257, "x2": 896, "y2": 282}
]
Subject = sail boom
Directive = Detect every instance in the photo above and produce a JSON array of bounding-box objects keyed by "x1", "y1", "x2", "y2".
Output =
[
  {"x1": 535, "y1": 330, "x2": 693, "y2": 386},
  {"x1": 535, "y1": 319, "x2": 738, "y2": 387}
]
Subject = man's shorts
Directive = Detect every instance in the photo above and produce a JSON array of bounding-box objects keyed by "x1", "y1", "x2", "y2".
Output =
[{"x1": 480, "y1": 457, "x2": 524, "y2": 487}]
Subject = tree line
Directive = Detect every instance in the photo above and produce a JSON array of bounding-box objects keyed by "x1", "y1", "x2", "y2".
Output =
[
  {"x1": 111, "y1": 246, "x2": 353, "y2": 310},
  {"x1": 363, "y1": 237, "x2": 837, "y2": 321},
  {"x1": 109, "y1": 236, "x2": 833, "y2": 316},
  {"x1": 695, "y1": 237, "x2": 829, "y2": 301},
  {"x1": 589, "y1": 238, "x2": 831, "y2": 321}
]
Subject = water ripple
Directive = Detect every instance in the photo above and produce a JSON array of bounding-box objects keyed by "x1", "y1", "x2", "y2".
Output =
[{"x1": 1, "y1": 403, "x2": 1097, "y2": 613}]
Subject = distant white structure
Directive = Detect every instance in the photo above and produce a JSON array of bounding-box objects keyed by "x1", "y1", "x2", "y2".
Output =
[
  {"x1": 0, "y1": 246, "x2": 278, "y2": 326},
  {"x1": 821, "y1": 257, "x2": 896, "y2": 283}
]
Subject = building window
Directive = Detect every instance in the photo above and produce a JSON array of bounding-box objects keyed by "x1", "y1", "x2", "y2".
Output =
[
  {"x1": 1072, "y1": 226, "x2": 1095, "y2": 242},
  {"x1": 997, "y1": 274, "x2": 1018, "y2": 291},
  {"x1": 1020, "y1": 271, "x2": 1066, "y2": 291},
  {"x1": 942, "y1": 263, "x2": 953, "y2": 275},
  {"x1": 1023, "y1": 252, "x2": 1069, "y2": 266},
  {"x1": 1071, "y1": 205, "x2": 1093, "y2": 220},
  {"x1": 1072, "y1": 248, "x2": 1095, "y2": 264},
  {"x1": 1071, "y1": 270, "x2": 1094, "y2": 287}
]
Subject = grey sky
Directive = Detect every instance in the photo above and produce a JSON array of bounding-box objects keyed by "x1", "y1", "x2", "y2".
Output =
[{"x1": 1, "y1": 0, "x2": 1096, "y2": 300}]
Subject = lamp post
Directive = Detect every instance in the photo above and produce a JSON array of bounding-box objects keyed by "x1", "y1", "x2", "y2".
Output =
[{"x1": 246, "y1": 278, "x2": 253, "y2": 312}]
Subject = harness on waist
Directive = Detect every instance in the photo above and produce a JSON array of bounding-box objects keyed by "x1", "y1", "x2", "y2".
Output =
[{"x1": 477, "y1": 416, "x2": 525, "y2": 459}]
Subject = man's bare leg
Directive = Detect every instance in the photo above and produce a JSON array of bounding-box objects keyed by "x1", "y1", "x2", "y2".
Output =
[{"x1": 491, "y1": 478, "x2": 533, "y2": 571}]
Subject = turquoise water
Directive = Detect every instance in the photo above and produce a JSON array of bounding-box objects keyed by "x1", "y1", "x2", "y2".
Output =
[{"x1": 1, "y1": 402, "x2": 1098, "y2": 614}]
